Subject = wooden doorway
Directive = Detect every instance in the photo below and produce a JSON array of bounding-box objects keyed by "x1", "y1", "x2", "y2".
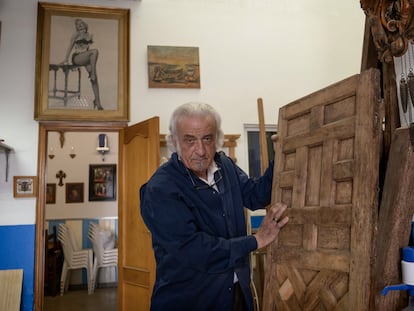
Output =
[
  {"x1": 35, "y1": 118, "x2": 159, "y2": 310},
  {"x1": 117, "y1": 117, "x2": 159, "y2": 310},
  {"x1": 34, "y1": 121, "x2": 124, "y2": 310}
]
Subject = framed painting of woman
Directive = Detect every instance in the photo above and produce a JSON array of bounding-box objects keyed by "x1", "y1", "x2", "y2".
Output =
[{"x1": 34, "y1": 2, "x2": 130, "y2": 122}]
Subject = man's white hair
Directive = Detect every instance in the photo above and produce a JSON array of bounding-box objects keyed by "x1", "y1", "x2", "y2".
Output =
[{"x1": 166, "y1": 102, "x2": 224, "y2": 153}]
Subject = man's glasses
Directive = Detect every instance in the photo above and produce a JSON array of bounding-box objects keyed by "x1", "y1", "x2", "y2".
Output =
[{"x1": 187, "y1": 168, "x2": 223, "y2": 190}]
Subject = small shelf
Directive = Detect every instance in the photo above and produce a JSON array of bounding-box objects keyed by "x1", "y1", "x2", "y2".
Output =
[{"x1": 0, "y1": 140, "x2": 13, "y2": 182}]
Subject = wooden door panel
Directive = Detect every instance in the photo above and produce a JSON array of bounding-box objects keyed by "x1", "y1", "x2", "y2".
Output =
[
  {"x1": 118, "y1": 117, "x2": 159, "y2": 311},
  {"x1": 264, "y1": 69, "x2": 381, "y2": 311}
]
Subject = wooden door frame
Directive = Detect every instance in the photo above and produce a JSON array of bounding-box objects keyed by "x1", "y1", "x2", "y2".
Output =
[{"x1": 34, "y1": 121, "x2": 127, "y2": 311}]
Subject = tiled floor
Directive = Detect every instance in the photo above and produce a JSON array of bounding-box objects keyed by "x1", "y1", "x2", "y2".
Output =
[{"x1": 44, "y1": 287, "x2": 117, "y2": 311}]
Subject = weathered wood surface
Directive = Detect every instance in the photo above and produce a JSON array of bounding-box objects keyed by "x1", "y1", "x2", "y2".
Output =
[
  {"x1": 381, "y1": 61, "x2": 400, "y2": 162},
  {"x1": 263, "y1": 68, "x2": 382, "y2": 310},
  {"x1": 375, "y1": 127, "x2": 414, "y2": 311},
  {"x1": 360, "y1": 12, "x2": 400, "y2": 161}
]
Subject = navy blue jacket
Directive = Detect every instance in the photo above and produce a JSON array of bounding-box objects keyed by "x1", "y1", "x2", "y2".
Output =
[{"x1": 140, "y1": 152, "x2": 274, "y2": 311}]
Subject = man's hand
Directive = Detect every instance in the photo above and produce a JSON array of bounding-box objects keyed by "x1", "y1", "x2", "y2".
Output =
[{"x1": 254, "y1": 202, "x2": 289, "y2": 249}]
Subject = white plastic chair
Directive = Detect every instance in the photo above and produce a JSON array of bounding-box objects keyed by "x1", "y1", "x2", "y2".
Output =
[
  {"x1": 88, "y1": 222, "x2": 118, "y2": 292},
  {"x1": 58, "y1": 223, "x2": 93, "y2": 295}
]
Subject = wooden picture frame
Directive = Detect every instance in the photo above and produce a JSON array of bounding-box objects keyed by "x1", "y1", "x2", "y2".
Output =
[
  {"x1": 65, "y1": 182, "x2": 84, "y2": 203},
  {"x1": 147, "y1": 45, "x2": 200, "y2": 88},
  {"x1": 46, "y1": 183, "x2": 56, "y2": 204},
  {"x1": 13, "y1": 176, "x2": 37, "y2": 198},
  {"x1": 34, "y1": 2, "x2": 130, "y2": 122},
  {"x1": 89, "y1": 164, "x2": 116, "y2": 201}
]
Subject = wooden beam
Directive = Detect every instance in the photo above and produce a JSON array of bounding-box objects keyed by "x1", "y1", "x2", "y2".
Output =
[
  {"x1": 257, "y1": 98, "x2": 268, "y2": 174},
  {"x1": 375, "y1": 127, "x2": 414, "y2": 311}
]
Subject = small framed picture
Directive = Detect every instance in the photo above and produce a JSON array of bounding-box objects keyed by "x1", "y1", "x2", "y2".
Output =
[
  {"x1": 147, "y1": 45, "x2": 200, "y2": 89},
  {"x1": 66, "y1": 182, "x2": 84, "y2": 203},
  {"x1": 89, "y1": 164, "x2": 116, "y2": 201},
  {"x1": 13, "y1": 176, "x2": 37, "y2": 198},
  {"x1": 46, "y1": 183, "x2": 56, "y2": 204}
]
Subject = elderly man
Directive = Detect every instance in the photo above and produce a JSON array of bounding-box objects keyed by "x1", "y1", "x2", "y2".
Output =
[{"x1": 140, "y1": 102, "x2": 288, "y2": 311}]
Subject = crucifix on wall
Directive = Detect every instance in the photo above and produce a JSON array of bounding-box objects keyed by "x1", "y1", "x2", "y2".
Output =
[{"x1": 56, "y1": 170, "x2": 66, "y2": 187}]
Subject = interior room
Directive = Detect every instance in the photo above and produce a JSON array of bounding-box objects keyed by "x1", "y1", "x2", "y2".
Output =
[
  {"x1": 3, "y1": 0, "x2": 412, "y2": 310},
  {"x1": 43, "y1": 131, "x2": 119, "y2": 297}
]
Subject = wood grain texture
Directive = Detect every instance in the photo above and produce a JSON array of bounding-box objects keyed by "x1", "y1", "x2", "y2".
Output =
[
  {"x1": 264, "y1": 69, "x2": 381, "y2": 311},
  {"x1": 0, "y1": 269, "x2": 23, "y2": 311},
  {"x1": 375, "y1": 127, "x2": 414, "y2": 311}
]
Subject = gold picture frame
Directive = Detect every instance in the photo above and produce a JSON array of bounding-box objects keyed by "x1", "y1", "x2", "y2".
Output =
[
  {"x1": 89, "y1": 164, "x2": 117, "y2": 201},
  {"x1": 147, "y1": 45, "x2": 201, "y2": 89},
  {"x1": 46, "y1": 183, "x2": 56, "y2": 204},
  {"x1": 34, "y1": 2, "x2": 130, "y2": 122},
  {"x1": 66, "y1": 182, "x2": 84, "y2": 203},
  {"x1": 13, "y1": 176, "x2": 38, "y2": 198}
]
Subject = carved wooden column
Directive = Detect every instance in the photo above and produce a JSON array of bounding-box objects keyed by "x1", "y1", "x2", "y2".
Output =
[
  {"x1": 360, "y1": 2, "x2": 414, "y2": 310},
  {"x1": 360, "y1": 0, "x2": 414, "y2": 153}
]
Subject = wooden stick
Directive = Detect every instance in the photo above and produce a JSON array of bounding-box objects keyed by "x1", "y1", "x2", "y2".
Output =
[{"x1": 258, "y1": 98, "x2": 268, "y2": 174}]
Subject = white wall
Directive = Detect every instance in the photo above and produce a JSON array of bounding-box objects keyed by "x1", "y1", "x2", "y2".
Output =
[
  {"x1": 0, "y1": 0, "x2": 366, "y2": 225},
  {"x1": 0, "y1": 0, "x2": 38, "y2": 225},
  {"x1": 45, "y1": 132, "x2": 118, "y2": 219}
]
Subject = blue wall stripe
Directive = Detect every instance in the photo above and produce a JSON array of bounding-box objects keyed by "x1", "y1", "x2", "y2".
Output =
[
  {"x1": 83, "y1": 219, "x2": 98, "y2": 249},
  {"x1": 251, "y1": 215, "x2": 264, "y2": 230},
  {"x1": 0, "y1": 221, "x2": 118, "y2": 310},
  {"x1": 0, "y1": 225, "x2": 35, "y2": 311},
  {"x1": 48, "y1": 220, "x2": 65, "y2": 236},
  {"x1": 115, "y1": 219, "x2": 118, "y2": 241}
]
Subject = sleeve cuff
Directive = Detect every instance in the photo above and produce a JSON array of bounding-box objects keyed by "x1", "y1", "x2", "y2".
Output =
[{"x1": 246, "y1": 235, "x2": 258, "y2": 252}]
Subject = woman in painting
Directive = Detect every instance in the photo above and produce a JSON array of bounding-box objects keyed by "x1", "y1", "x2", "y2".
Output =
[{"x1": 61, "y1": 18, "x2": 103, "y2": 110}]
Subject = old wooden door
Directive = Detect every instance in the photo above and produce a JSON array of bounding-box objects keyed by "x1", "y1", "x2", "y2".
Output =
[
  {"x1": 118, "y1": 117, "x2": 159, "y2": 311},
  {"x1": 263, "y1": 69, "x2": 382, "y2": 310}
]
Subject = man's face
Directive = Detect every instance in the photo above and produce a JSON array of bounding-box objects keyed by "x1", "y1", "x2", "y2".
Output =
[{"x1": 175, "y1": 114, "x2": 217, "y2": 178}]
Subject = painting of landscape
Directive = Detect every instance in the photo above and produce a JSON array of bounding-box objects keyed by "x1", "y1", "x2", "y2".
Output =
[{"x1": 147, "y1": 45, "x2": 200, "y2": 88}]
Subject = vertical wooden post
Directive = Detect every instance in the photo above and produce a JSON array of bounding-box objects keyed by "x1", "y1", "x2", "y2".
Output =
[
  {"x1": 257, "y1": 98, "x2": 268, "y2": 174},
  {"x1": 376, "y1": 127, "x2": 414, "y2": 311}
]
